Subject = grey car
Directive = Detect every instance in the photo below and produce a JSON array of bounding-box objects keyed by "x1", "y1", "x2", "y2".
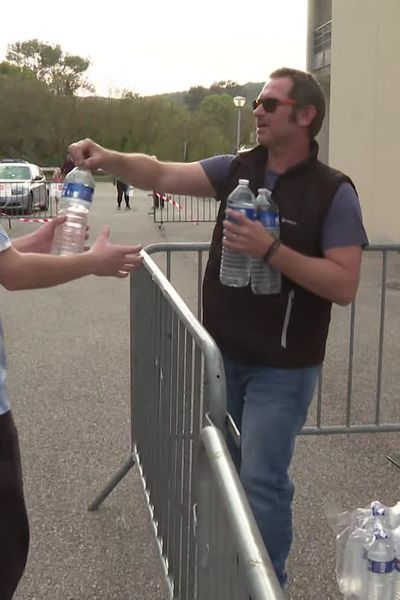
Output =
[{"x1": 0, "y1": 162, "x2": 49, "y2": 214}]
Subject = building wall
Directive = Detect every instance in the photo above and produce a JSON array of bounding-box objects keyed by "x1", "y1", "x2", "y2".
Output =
[
  {"x1": 329, "y1": 0, "x2": 400, "y2": 242},
  {"x1": 307, "y1": 0, "x2": 332, "y2": 164}
]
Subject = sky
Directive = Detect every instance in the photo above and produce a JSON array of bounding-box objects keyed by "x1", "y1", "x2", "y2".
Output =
[{"x1": 1, "y1": 0, "x2": 308, "y2": 97}]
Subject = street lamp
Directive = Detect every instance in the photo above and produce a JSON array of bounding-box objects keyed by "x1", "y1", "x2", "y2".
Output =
[{"x1": 233, "y1": 96, "x2": 246, "y2": 153}]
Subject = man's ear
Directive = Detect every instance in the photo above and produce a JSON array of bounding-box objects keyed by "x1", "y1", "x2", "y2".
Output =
[{"x1": 296, "y1": 105, "x2": 317, "y2": 129}]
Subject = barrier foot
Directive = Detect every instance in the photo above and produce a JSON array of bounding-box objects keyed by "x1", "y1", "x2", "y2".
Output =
[
  {"x1": 87, "y1": 453, "x2": 135, "y2": 511},
  {"x1": 386, "y1": 454, "x2": 400, "y2": 469}
]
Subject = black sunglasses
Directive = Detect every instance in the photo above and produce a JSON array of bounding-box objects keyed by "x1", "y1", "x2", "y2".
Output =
[{"x1": 252, "y1": 97, "x2": 297, "y2": 113}]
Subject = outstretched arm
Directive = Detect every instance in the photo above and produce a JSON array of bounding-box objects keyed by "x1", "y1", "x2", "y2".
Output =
[
  {"x1": 0, "y1": 227, "x2": 143, "y2": 291},
  {"x1": 68, "y1": 138, "x2": 216, "y2": 197}
]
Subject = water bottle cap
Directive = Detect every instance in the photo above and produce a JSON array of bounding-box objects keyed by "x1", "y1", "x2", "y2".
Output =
[
  {"x1": 238, "y1": 179, "x2": 249, "y2": 185},
  {"x1": 371, "y1": 501, "x2": 386, "y2": 517}
]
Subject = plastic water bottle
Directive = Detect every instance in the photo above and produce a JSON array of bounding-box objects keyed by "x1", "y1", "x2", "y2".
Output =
[
  {"x1": 219, "y1": 179, "x2": 255, "y2": 287},
  {"x1": 386, "y1": 501, "x2": 400, "y2": 530},
  {"x1": 342, "y1": 525, "x2": 372, "y2": 598},
  {"x1": 390, "y1": 524, "x2": 400, "y2": 599},
  {"x1": 250, "y1": 188, "x2": 281, "y2": 295},
  {"x1": 51, "y1": 167, "x2": 95, "y2": 255},
  {"x1": 365, "y1": 526, "x2": 395, "y2": 600}
]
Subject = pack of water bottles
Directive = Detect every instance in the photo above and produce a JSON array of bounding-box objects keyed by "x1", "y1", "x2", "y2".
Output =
[{"x1": 330, "y1": 499, "x2": 400, "y2": 599}]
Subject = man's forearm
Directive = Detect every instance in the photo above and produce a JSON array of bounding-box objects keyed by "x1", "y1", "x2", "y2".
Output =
[
  {"x1": 103, "y1": 151, "x2": 161, "y2": 191},
  {"x1": 269, "y1": 244, "x2": 360, "y2": 305}
]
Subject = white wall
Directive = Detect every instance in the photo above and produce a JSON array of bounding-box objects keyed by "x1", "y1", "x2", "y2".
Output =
[{"x1": 329, "y1": 0, "x2": 400, "y2": 242}]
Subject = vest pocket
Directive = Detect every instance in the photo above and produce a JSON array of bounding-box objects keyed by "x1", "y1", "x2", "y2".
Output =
[{"x1": 281, "y1": 290, "x2": 295, "y2": 348}]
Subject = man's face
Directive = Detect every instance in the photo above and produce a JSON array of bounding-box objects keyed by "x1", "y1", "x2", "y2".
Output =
[{"x1": 254, "y1": 77, "x2": 299, "y2": 148}]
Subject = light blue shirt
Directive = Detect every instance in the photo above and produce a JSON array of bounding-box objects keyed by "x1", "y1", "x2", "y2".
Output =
[{"x1": 0, "y1": 225, "x2": 12, "y2": 415}]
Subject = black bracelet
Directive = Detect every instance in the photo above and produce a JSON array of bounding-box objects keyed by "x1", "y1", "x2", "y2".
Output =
[{"x1": 263, "y1": 238, "x2": 281, "y2": 263}]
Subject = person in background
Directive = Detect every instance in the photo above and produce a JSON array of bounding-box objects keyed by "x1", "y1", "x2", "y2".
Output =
[
  {"x1": 52, "y1": 167, "x2": 62, "y2": 182},
  {"x1": 0, "y1": 218, "x2": 143, "y2": 599},
  {"x1": 50, "y1": 168, "x2": 63, "y2": 210},
  {"x1": 113, "y1": 177, "x2": 131, "y2": 210},
  {"x1": 68, "y1": 67, "x2": 368, "y2": 587}
]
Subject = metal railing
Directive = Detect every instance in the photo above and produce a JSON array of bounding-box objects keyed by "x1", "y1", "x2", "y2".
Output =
[
  {"x1": 150, "y1": 193, "x2": 218, "y2": 229},
  {"x1": 86, "y1": 241, "x2": 400, "y2": 598},
  {"x1": 312, "y1": 20, "x2": 332, "y2": 72},
  {"x1": 144, "y1": 242, "x2": 400, "y2": 436},
  {"x1": 88, "y1": 247, "x2": 283, "y2": 599},
  {"x1": 0, "y1": 181, "x2": 60, "y2": 228}
]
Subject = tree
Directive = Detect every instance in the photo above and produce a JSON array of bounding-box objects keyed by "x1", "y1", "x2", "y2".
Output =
[
  {"x1": 6, "y1": 39, "x2": 94, "y2": 96},
  {"x1": 209, "y1": 80, "x2": 244, "y2": 97},
  {"x1": 184, "y1": 86, "x2": 208, "y2": 111},
  {"x1": 0, "y1": 61, "x2": 36, "y2": 80}
]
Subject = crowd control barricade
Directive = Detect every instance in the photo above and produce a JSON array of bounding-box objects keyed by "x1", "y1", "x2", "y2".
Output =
[
  {"x1": 151, "y1": 193, "x2": 218, "y2": 229},
  {"x1": 88, "y1": 246, "x2": 284, "y2": 600},
  {"x1": 196, "y1": 425, "x2": 284, "y2": 600},
  {"x1": 0, "y1": 181, "x2": 59, "y2": 229},
  {"x1": 142, "y1": 242, "x2": 400, "y2": 440}
]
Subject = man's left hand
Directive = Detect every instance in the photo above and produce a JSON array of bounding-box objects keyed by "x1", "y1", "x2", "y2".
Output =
[{"x1": 223, "y1": 209, "x2": 274, "y2": 259}]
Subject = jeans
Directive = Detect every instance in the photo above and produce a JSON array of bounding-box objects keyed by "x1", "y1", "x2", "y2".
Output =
[{"x1": 223, "y1": 355, "x2": 320, "y2": 586}]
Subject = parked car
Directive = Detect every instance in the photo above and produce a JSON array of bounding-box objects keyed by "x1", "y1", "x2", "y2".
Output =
[
  {"x1": 0, "y1": 162, "x2": 48, "y2": 214},
  {"x1": 0, "y1": 158, "x2": 29, "y2": 163}
]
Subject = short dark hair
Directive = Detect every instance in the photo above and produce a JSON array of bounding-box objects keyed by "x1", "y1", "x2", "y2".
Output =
[{"x1": 269, "y1": 67, "x2": 326, "y2": 138}]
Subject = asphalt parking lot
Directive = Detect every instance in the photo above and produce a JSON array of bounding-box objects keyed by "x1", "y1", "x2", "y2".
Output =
[{"x1": 2, "y1": 182, "x2": 400, "y2": 599}]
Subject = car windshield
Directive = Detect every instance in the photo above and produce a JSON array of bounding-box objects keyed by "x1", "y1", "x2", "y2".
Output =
[{"x1": 0, "y1": 166, "x2": 31, "y2": 180}]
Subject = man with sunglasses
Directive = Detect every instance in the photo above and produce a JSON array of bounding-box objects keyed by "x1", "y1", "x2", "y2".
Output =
[{"x1": 68, "y1": 67, "x2": 368, "y2": 587}]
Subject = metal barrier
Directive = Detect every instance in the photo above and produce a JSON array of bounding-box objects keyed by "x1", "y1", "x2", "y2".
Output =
[
  {"x1": 196, "y1": 425, "x2": 284, "y2": 600},
  {"x1": 0, "y1": 181, "x2": 59, "y2": 229},
  {"x1": 87, "y1": 242, "x2": 400, "y2": 598},
  {"x1": 88, "y1": 247, "x2": 284, "y2": 599},
  {"x1": 144, "y1": 242, "x2": 400, "y2": 437},
  {"x1": 151, "y1": 193, "x2": 218, "y2": 229}
]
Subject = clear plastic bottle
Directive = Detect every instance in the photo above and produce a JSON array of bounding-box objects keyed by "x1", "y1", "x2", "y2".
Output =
[
  {"x1": 391, "y1": 523, "x2": 400, "y2": 599},
  {"x1": 341, "y1": 502, "x2": 391, "y2": 599},
  {"x1": 365, "y1": 525, "x2": 395, "y2": 600},
  {"x1": 51, "y1": 167, "x2": 95, "y2": 255},
  {"x1": 219, "y1": 179, "x2": 255, "y2": 287},
  {"x1": 386, "y1": 501, "x2": 400, "y2": 530},
  {"x1": 250, "y1": 188, "x2": 281, "y2": 295}
]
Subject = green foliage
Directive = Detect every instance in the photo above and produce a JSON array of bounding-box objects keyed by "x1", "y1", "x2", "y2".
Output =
[
  {"x1": 6, "y1": 39, "x2": 93, "y2": 96},
  {"x1": 1, "y1": 39, "x2": 263, "y2": 167},
  {"x1": 0, "y1": 61, "x2": 36, "y2": 80}
]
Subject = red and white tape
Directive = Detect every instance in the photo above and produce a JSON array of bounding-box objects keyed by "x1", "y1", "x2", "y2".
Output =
[
  {"x1": 18, "y1": 218, "x2": 52, "y2": 223},
  {"x1": 155, "y1": 192, "x2": 182, "y2": 210}
]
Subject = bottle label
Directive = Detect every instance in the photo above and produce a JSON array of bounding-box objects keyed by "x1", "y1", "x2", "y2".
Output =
[
  {"x1": 395, "y1": 557, "x2": 400, "y2": 572},
  {"x1": 367, "y1": 558, "x2": 395, "y2": 574},
  {"x1": 227, "y1": 203, "x2": 255, "y2": 221},
  {"x1": 259, "y1": 211, "x2": 279, "y2": 228},
  {"x1": 62, "y1": 182, "x2": 94, "y2": 203}
]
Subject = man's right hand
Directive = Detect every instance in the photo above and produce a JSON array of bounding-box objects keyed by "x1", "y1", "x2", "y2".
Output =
[{"x1": 68, "y1": 138, "x2": 109, "y2": 172}]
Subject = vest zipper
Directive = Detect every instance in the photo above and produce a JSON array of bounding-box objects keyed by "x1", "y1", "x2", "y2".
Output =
[{"x1": 281, "y1": 290, "x2": 295, "y2": 348}]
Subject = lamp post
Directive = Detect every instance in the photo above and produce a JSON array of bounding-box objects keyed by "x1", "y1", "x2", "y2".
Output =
[{"x1": 233, "y1": 95, "x2": 246, "y2": 153}]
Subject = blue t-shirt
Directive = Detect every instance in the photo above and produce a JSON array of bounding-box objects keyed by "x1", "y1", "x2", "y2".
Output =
[
  {"x1": 200, "y1": 154, "x2": 368, "y2": 250},
  {"x1": 0, "y1": 225, "x2": 12, "y2": 415}
]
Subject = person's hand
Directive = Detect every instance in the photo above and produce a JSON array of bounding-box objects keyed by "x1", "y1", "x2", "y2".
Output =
[
  {"x1": 223, "y1": 210, "x2": 274, "y2": 259},
  {"x1": 88, "y1": 226, "x2": 143, "y2": 278},
  {"x1": 34, "y1": 216, "x2": 90, "y2": 254},
  {"x1": 68, "y1": 138, "x2": 109, "y2": 171},
  {"x1": 29, "y1": 216, "x2": 67, "y2": 254}
]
